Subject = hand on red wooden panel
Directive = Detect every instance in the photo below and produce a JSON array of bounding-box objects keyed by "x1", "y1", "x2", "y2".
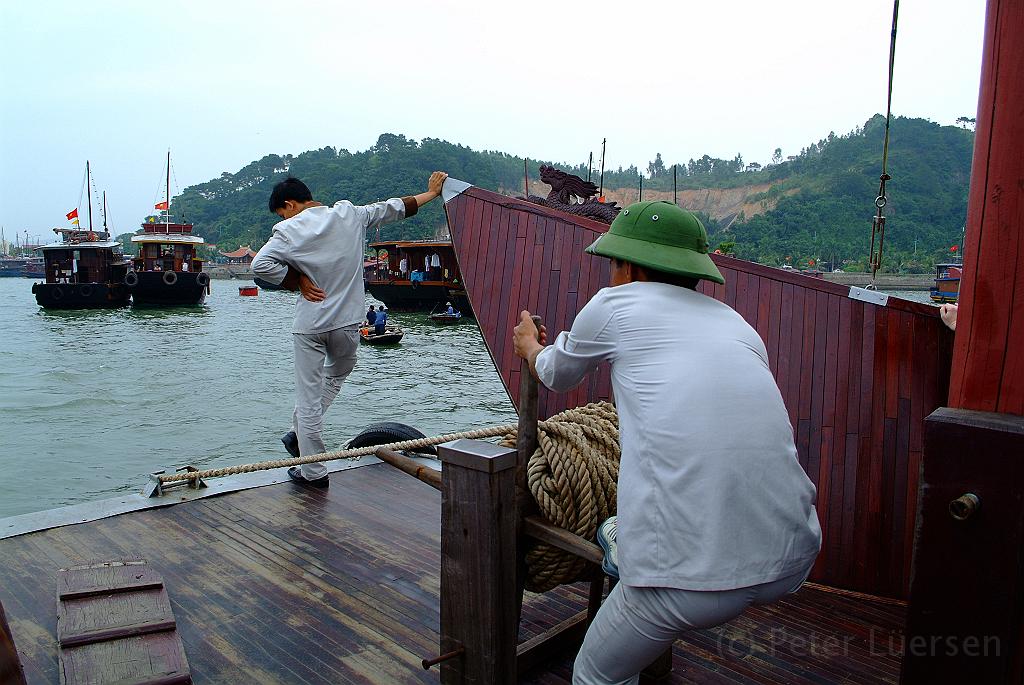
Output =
[
  {"x1": 939, "y1": 303, "x2": 958, "y2": 331},
  {"x1": 299, "y1": 273, "x2": 326, "y2": 302},
  {"x1": 428, "y1": 171, "x2": 448, "y2": 198}
]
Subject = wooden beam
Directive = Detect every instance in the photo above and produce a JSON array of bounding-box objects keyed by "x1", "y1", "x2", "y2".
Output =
[
  {"x1": 523, "y1": 515, "x2": 604, "y2": 566},
  {"x1": 516, "y1": 610, "x2": 589, "y2": 675},
  {"x1": 374, "y1": 448, "x2": 442, "y2": 491}
]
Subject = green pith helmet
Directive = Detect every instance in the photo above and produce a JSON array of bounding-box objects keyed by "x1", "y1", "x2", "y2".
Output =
[{"x1": 585, "y1": 201, "x2": 725, "y2": 284}]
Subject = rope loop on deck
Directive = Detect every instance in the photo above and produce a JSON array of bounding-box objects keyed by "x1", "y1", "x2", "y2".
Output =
[{"x1": 502, "y1": 402, "x2": 621, "y2": 592}]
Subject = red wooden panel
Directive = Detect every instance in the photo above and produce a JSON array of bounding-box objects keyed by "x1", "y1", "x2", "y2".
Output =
[
  {"x1": 445, "y1": 184, "x2": 954, "y2": 598},
  {"x1": 949, "y1": 0, "x2": 1024, "y2": 416}
]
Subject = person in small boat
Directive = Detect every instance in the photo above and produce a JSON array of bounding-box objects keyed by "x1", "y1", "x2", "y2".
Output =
[
  {"x1": 512, "y1": 201, "x2": 821, "y2": 685},
  {"x1": 374, "y1": 305, "x2": 388, "y2": 335},
  {"x1": 366, "y1": 305, "x2": 377, "y2": 327},
  {"x1": 445, "y1": 302, "x2": 458, "y2": 316},
  {"x1": 253, "y1": 172, "x2": 447, "y2": 488}
]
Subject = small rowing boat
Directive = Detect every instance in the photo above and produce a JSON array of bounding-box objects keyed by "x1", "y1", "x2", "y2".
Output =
[
  {"x1": 360, "y1": 325, "x2": 404, "y2": 345},
  {"x1": 429, "y1": 312, "x2": 463, "y2": 324}
]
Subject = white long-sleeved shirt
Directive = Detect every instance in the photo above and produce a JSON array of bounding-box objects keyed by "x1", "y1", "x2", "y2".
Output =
[
  {"x1": 252, "y1": 198, "x2": 408, "y2": 334},
  {"x1": 535, "y1": 281, "x2": 822, "y2": 591}
]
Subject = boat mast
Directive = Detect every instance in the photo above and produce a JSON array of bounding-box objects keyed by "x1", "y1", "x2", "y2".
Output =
[
  {"x1": 166, "y1": 149, "x2": 171, "y2": 232},
  {"x1": 102, "y1": 191, "x2": 108, "y2": 236},
  {"x1": 599, "y1": 138, "x2": 606, "y2": 199},
  {"x1": 86, "y1": 160, "x2": 93, "y2": 233}
]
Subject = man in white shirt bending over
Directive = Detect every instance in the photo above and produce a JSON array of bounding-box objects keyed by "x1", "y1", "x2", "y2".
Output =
[
  {"x1": 512, "y1": 201, "x2": 821, "y2": 684},
  {"x1": 253, "y1": 172, "x2": 447, "y2": 487}
]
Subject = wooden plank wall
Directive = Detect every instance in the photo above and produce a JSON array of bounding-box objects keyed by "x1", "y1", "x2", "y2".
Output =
[{"x1": 445, "y1": 186, "x2": 954, "y2": 599}]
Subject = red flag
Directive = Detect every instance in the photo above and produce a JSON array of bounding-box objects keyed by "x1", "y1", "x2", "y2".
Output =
[
  {"x1": 65, "y1": 208, "x2": 79, "y2": 220},
  {"x1": 950, "y1": 245, "x2": 958, "y2": 252},
  {"x1": 154, "y1": 201, "x2": 169, "y2": 211}
]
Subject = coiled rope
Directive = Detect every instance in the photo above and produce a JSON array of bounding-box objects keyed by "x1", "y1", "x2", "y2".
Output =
[{"x1": 502, "y1": 402, "x2": 621, "y2": 592}]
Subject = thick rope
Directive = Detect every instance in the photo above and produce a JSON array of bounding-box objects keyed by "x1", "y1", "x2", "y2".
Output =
[
  {"x1": 157, "y1": 424, "x2": 516, "y2": 484},
  {"x1": 502, "y1": 402, "x2": 620, "y2": 592}
]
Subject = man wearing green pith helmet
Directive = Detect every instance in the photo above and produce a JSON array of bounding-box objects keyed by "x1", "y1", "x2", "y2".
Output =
[{"x1": 513, "y1": 201, "x2": 822, "y2": 684}]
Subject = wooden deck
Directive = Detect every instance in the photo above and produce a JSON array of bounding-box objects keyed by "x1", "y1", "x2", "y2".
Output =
[{"x1": 0, "y1": 463, "x2": 904, "y2": 684}]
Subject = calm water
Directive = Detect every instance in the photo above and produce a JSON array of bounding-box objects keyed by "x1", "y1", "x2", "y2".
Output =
[
  {"x1": 0, "y1": 278, "x2": 516, "y2": 518},
  {"x1": 0, "y1": 278, "x2": 937, "y2": 519}
]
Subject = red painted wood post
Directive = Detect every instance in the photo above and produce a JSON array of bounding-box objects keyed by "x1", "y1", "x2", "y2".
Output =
[
  {"x1": 437, "y1": 439, "x2": 519, "y2": 684},
  {"x1": 947, "y1": 0, "x2": 1024, "y2": 417},
  {"x1": 903, "y1": 2, "x2": 1024, "y2": 682}
]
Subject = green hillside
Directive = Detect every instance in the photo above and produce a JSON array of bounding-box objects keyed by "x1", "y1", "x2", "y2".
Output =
[{"x1": 133, "y1": 116, "x2": 973, "y2": 273}]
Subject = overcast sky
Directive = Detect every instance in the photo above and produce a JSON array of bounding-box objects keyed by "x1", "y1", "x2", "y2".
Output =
[{"x1": 0, "y1": 0, "x2": 986, "y2": 242}]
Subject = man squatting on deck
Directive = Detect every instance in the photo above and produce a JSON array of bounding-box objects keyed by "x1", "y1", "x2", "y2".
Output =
[
  {"x1": 252, "y1": 172, "x2": 448, "y2": 487},
  {"x1": 513, "y1": 201, "x2": 822, "y2": 685}
]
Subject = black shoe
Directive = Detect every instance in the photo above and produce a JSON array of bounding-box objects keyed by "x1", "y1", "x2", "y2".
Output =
[
  {"x1": 281, "y1": 431, "x2": 300, "y2": 458},
  {"x1": 288, "y1": 466, "x2": 329, "y2": 488}
]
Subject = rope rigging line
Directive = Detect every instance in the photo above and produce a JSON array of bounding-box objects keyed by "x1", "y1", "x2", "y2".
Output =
[
  {"x1": 158, "y1": 402, "x2": 623, "y2": 592},
  {"x1": 868, "y1": 0, "x2": 900, "y2": 282},
  {"x1": 157, "y1": 423, "x2": 518, "y2": 484}
]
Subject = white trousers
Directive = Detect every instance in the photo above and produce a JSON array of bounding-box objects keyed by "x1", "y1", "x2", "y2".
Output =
[
  {"x1": 291, "y1": 327, "x2": 359, "y2": 480},
  {"x1": 573, "y1": 566, "x2": 812, "y2": 685}
]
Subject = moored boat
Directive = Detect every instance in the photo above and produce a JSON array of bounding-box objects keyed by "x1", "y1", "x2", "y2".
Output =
[
  {"x1": 929, "y1": 261, "x2": 961, "y2": 303},
  {"x1": 365, "y1": 239, "x2": 473, "y2": 316},
  {"x1": 0, "y1": 258, "x2": 30, "y2": 277},
  {"x1": 31, "y1": 229, "x2": 131, "y2": 309},
  {"x1": 126, "y1": 152, "x2": 210, "y2": 306},
  {"x1": 20, "y1": 257, "x2": 43, "y2": 279},
  {"x1": 31, "y1": 162, "x2": 131, "y2": 309}
]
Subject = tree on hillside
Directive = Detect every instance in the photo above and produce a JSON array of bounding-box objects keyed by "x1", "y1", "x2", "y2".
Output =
[
  {"x1": 648, "y1": 153, "x2": 666, "y2": 178},
  {"x1": 955, "y1": 116, "x2": 976, "y2": 130},
  {"x1": 772, "y1": 148, "x2": 783, "y2": 165}
]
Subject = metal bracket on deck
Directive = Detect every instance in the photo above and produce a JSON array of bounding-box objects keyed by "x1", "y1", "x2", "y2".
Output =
[
  {"x1": 848, "y1": 286, "x2": 889, "y2": 307},
  {"x1": 143, "y1": 466, "x2": 208, "y2": 498}
]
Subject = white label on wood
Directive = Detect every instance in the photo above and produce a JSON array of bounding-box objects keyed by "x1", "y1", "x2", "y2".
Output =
[{"x1": 848, "y1": 286, "x2": 889, "y2": 306}]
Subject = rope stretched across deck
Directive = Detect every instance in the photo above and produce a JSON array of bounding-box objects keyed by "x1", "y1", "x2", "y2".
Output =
[
  {"x1": 161, "y1": 403, "x2": 622, "y2": 593},
  {"x1": 157, "y1": 424, "x2": 517, "y2": 484}
]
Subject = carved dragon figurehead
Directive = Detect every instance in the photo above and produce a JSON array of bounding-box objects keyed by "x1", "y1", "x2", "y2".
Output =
[
  {"x1": 538, "y1": 165, "x2": 600, "y2": 203},
  {"x1": 524, "y1": 164, "x2": 620, "y2": 224}
]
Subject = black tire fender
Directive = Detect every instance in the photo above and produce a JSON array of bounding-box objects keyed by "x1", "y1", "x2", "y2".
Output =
[
  {"x1": 52, "y1": 286, "x2": 64, "y2": 300},
  {"x1": 79, "y1": 284, "x2": 94, "y2": 298},
  {"x1": 124, "y1": 271, "x2": 139, "y2": 287},
  {"x1": 163, "y1": 270, "x2": 178, "y2": 285},
  {"x1": 346, "y1": 421, "x2": 435, "y2": 455},
  {"x1": 196, "y1": 272, "x2": 210, "y2": 287}
]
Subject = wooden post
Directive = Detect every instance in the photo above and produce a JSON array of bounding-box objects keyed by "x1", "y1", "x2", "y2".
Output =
[
  {"x1": 0, "y1": 600, "x2": 26, "y2": 685},
  {"x1": 437, "y1": 439, "x2": 519, "y2": 684},
  {"x1": 947, "y1": 0, "x2": 1024, "y2": 416},
  {"x1": 903, "y1": 3, "x2": 1024, "y2": 682},
  {"x1": 902, "y1": 409, "x2": 1024, "y2": 683}
]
